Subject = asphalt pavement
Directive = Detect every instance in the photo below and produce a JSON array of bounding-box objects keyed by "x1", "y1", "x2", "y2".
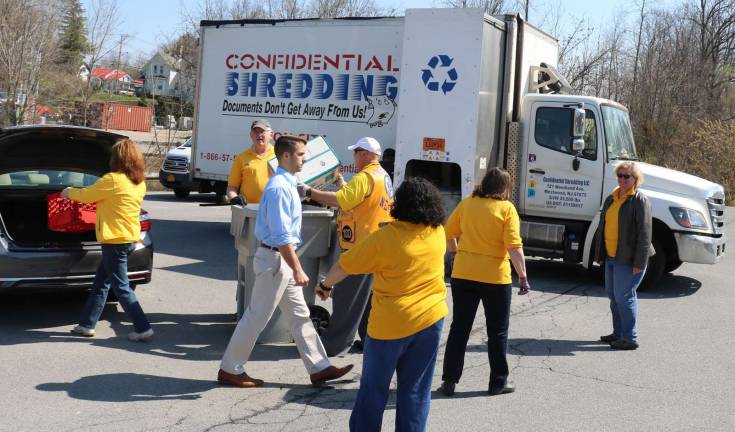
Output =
[{"x1": 1, "y1": 191, "x2": 733, "y2": 432}]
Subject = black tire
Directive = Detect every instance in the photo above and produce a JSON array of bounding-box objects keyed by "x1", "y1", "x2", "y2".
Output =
[
  {"x1": 174, "y1": 188, "x2": 190, "y2": 199},
  {"x1": 215, "y1": 192, "x2": 229, "y2": 204},
  {"x1": 664, "y1": 258, "x2": 683, "y2": 273},
  {"x1": 639, "y1": 237, "x2": 665, "y2": 291},
  {"x1": 585, "y1": 234, "x2": 603, "y2": 281}
]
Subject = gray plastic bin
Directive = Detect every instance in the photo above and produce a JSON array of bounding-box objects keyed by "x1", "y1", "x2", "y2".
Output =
[{"x1": 231, "y1": 203, "x2": 335, "y2": 343}]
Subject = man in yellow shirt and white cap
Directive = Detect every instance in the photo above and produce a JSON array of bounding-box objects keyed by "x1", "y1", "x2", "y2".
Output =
[{"x1": 299, "y1": 137, "x2": 394, "y2": 356}]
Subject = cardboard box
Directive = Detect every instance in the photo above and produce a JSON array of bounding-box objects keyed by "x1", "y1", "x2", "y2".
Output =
[{"x1": 268, "y1": 136, "x2": 341, "y2": 187}]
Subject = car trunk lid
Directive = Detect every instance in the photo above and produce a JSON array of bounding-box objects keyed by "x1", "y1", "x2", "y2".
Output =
[{"x1": 0, "y1": 126, "x2": 127, "y2": 174}]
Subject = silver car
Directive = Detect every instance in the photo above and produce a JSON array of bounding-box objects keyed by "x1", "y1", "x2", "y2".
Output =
[{"x1": 0, "y1": 125, "x2": 153, "y2": 291}]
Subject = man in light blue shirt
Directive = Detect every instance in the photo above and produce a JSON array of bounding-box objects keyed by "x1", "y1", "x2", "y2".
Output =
[{"x1": 218, "y1": 135, "x2": 353, "y2": 388}]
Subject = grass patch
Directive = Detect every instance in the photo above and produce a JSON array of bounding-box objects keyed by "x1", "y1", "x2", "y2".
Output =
[{"x1": 77, "y1": 92, "x2": 152, "y2": 105}]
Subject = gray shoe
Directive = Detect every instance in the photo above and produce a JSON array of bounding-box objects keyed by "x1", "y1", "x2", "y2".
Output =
[
  {"x1": 71, "y1": 325, "x2": 95, "y2": 337},
  {"x1": 128, "y1": 328, "x2": 154, "y2": 342}
]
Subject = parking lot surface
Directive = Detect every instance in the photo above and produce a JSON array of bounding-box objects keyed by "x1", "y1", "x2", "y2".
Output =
[{"x1": 1, "y1": 192, "x2": 734, "y2": 431}]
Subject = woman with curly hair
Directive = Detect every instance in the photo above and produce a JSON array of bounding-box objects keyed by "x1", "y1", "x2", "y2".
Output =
[
  {"x1": 317, "y1": 176, "x2": 448, "y2": 432},
  {"x1": 62, "y1": 139, "x2": 153, "y2": 342},
  {"x1": 438, "y1": 167, "x2": 530, "y2": 397}
]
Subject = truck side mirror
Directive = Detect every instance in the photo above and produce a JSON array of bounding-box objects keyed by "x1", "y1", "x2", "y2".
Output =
[
  {"x1": 572, "y1": 138, "x2": 584, "y2": 152},
  {"x1": 572, "y1": 107, "x2": 586, "y2": 138}
]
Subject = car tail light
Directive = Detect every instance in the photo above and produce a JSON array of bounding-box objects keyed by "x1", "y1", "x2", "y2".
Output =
[{"x1": 140, "y1": 209, "x2": 152, "y2": 231}]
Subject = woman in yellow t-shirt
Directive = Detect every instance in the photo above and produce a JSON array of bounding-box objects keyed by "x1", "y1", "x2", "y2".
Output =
[
  {"x1": 439, "y1": 168, "x2": 530, "y2": 397},
  {"x1": 62, "y1": 139, "x2": 153, "y2": 342},
  {"x1": 317, "y1": 177, "x2": 447, "y2": 432}
]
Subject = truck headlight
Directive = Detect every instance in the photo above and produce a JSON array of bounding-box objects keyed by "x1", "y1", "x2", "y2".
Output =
[{"x1": 669, "y1": 207, "x2": 708, "y2": 229}]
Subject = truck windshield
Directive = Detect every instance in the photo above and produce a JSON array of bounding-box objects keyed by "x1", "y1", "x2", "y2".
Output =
[{"x1": 602, "y1": 105, "x2": 638, "y2": 161}]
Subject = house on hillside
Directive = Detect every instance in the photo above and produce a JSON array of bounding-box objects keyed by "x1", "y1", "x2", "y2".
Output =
[
  {"x1": 140, "y1": 51, "x2": 194, "y2": 101},
  {"x1": 78, "y1": 63, "x2": 90, "y2": 82},
  {"x1": 90, "y1": 68, "x2": 134, "y2": 94}
]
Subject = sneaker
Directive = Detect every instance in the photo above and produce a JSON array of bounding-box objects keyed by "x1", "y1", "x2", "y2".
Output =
[
  {"x1": 71, "y1": 325, "x2": 95, "y2": 337},
  {"x1": 600, "y1": 333, "x2": 618, "y2": 343},
  {"x1": 128, "y1": 328, "x2": 154, "y2": 342}
]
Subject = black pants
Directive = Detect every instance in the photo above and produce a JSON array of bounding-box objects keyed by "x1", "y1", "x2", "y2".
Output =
[{"x1": 442, "y1": 278, "x2": 512, "y2": 387}]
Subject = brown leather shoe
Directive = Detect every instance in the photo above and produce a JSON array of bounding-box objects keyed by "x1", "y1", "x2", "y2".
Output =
[
  {"x1": 217, "y1": 369, "x2": 264, "y2": 388},
  {"x1": 310, "y1": 364, "x2": 354, "y2": 385}
]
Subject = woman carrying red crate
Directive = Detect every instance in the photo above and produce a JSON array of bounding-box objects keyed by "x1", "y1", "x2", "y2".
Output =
[{"x1": 62, "y1": 139, "x2": 153, "y2": 342}]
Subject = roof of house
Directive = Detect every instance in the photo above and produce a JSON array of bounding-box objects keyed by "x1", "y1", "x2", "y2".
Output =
[
  {"x1": 142, "y1": 51, "x2": 181, "y2": 71},
  {"x1": 90, "y1": 68, "x2": 130, "y2": 81}
]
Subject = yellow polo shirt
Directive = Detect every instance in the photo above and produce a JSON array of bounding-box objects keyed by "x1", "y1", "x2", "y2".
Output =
[
  {"x1": 338, "y1": 221, "x2": 448, "y2": 340},
  {"x1": 67, "y1": 172, "x2": 145, "y2": 244},
  {"x1": 604, "y1": 186, "x2": 635, "y2": 258},
  {"x1": 335, "y1": 169, "x2": 373, "y2": 211},
  {"x1": 227, "y1": 146, "x2": 274, "y2": 203},
  {"x1": 445, "y1": 196, "x2": 523, "y2": 284}
]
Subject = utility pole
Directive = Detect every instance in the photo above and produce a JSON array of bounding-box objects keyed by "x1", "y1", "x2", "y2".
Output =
[
  {"x1": 113, "y1": 34, "x2": 126, "y2": 95},
  {"x1": 524, "y1": 0, "x2": 529, "y2": 21}
]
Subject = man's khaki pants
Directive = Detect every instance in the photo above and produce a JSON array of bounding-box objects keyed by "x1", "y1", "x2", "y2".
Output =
[{"x1": 220, "y1": 247, "x2": 331, "y2": 375}]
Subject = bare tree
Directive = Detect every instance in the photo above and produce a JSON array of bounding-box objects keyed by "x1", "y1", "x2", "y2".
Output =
[
  {"x1": 442, "y1": 0, "x2": 508, "y2": 15},
  {"x1": 0, "y1": 0, "x2": 60, "y2": 126},
  {"x1": 80, "y1": 0, "x2": 120, "y2": 126}
]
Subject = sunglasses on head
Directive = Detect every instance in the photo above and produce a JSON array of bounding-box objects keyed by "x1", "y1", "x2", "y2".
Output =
[{"x1": 617, "y1": 174, "x2": 632, "y2": 179}]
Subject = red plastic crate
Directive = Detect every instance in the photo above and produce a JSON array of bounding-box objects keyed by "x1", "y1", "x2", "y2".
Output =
[{"x1": 47, "y1": 192, "x2": 96, "y2": 233}]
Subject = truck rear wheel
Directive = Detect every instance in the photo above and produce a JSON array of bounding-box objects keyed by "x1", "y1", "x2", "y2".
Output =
[
  {"x1": 174, "y1": 188, "x2": 190, "y2": 199},
  {"x1": 639, "y1": 237, "x2": 665, "y2": 291}
]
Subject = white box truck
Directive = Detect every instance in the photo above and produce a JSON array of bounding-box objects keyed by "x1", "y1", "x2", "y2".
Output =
[{"x1": 191, "y1": 8, "x2": 726, "y2": 287}]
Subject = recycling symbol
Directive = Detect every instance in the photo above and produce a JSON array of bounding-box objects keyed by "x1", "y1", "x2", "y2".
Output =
[{"x1": 421, "y1": 55, "x2": 458, "y2": 94}]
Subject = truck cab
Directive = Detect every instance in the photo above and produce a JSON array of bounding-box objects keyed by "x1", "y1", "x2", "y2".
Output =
[{"x1": 519, "y1": 93, "x2": 725, "y2": 283}]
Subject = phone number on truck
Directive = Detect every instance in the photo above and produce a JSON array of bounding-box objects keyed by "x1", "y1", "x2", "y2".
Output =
[{"x1": 199, "y1": 152, "x2": 233, "y2": 162}]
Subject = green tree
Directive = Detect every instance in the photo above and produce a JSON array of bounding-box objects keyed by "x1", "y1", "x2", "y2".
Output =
[{"x1": 56, "y1": 0, "x2": 88, "y2": 70}]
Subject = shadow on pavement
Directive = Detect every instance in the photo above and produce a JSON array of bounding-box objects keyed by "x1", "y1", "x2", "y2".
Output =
[
  {"x1": 144, "y1": 192, "x2": 223, "y2": 204},
  {"x1": 36, "y1": 373, "x2": 216, "y2": 402},
  {"x1": 432, "y1": 390, "x2": 489, "y2": 399},
  {"x1": 150, "y1": 218, "x2": 236, "y2": 281},
  {"x1": 281, "y1": 382, "x2": 359, "y2": 411},
  {"x1": 524, "y1": 259, "x2": 702, "y2": 299},
  {"x1": 463, "y1": 338, "x2": 611, "y2": 357},
  {"x1": 0, "y1": 293, "x2": 302, "y2": 363}
]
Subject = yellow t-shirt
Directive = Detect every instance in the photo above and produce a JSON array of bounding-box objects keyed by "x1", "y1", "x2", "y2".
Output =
[
  {"x1": 67, "y1": 172, "x2": 145, "y2": 244},
  {"x1": 335, "y1": 169, "x2": 373, "y2": 211},
  {"x1": 604, "y1": 186, "x2": 635, "y2": 258},
  {"x1": 227, "y1": 146, "x2": 274, "y2": 203},
  {"x1": 445, "y1": 196, "x2": 523, "y2": 284},
  {"x1": 338, "y1": 221, "x2": 448, "y2": 340}
]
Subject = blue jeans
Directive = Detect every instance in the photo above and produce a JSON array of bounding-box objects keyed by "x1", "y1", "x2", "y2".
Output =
[
  {"x1": 604, "y1": 258, "x2": 645, "y2": 343},
  {"x1": 349, "y1": 318, "x2": 444, "y2": 432},
  {"x1": 79, "y1": 243, "x2": 151, "y2": 333}
]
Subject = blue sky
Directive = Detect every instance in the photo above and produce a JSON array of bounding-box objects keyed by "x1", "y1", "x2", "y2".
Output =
[{"x1": 82, "y1": 0, "x2": 680, "y2": 63}]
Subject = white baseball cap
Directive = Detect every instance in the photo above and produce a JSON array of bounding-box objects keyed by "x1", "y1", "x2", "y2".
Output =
[{"x1": 348, "y1": 137, "x2": 382, "y2": 156}]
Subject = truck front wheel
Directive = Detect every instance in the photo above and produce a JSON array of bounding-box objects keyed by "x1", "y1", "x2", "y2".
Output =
[
  {"x1": 664, "y1": 258, "x2": 683, "y2": 273},
  {"x1": 639, "y1": 237, "x2": 665, "y2": 291}
]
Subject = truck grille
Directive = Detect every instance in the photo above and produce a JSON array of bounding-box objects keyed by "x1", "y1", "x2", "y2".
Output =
[
  {"x1": 707, "y1": 192, "x2": 725, "y2": 235},
  {"x1": 163, "y1": 156, "x2": 189, "y2": 173}
]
